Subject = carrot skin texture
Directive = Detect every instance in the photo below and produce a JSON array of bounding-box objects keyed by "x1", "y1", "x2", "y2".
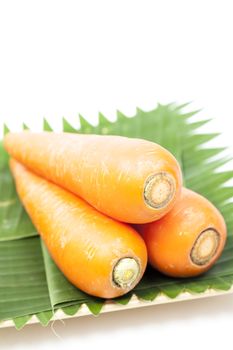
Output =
[
  {"x1": 4, "y1": 131, "x2": 182, "y2": 223},
  {"x1": 10, "y1": 159, "x2": 147, "y2": 298},
  {"x1": 137, "y1": 188, "x2": 227, "y2": 277}
]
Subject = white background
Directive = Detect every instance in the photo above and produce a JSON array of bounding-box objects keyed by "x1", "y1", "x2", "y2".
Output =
[{"x1": 0, "y1": 0, "x2": 233, "y2": 349}]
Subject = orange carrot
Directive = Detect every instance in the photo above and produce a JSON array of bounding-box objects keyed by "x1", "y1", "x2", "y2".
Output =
[
  {"x1": 4, "y1": 131, "x2": 182, "y2": 224},
  {"x1": 137, "y1": 188, "x2": 227, "y2": 277},
  {"x1": 10, "y1": 158, "x2": 147, "y2": 298}
]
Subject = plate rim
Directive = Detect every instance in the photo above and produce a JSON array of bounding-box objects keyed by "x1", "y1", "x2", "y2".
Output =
[{"x1": 1, "y1": 286, "x2": 233, "y2": 329}]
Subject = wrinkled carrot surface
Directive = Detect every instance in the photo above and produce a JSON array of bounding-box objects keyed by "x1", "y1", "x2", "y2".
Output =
[
  {"x1": 10, "y1": 159, "x2": 147, "y2": 298},
  {"x1": 138, "y1": 188, "x2": 227, "y2": 277},
  {"x1": 4, "y1": 131, "x2": 182, "y2": 223}
]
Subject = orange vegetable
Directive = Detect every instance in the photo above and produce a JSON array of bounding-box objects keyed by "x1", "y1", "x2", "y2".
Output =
[
  {"x1": 4, "y1": 131, "x2": 182, "y2": 224},
  {"x1": 137, "y1": 188, "x2": 227, "y2": 277},
  {"x1": 10, "y1": 158, "x2": 147, "y2": 298}
]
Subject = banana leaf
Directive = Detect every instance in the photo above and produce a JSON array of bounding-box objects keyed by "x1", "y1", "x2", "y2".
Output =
[{"x1": 1, "y1": 103, "x2": 233, "y2": 330}]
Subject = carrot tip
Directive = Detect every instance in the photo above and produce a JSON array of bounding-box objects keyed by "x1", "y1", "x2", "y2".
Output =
[
  {"x1": 190, "y1": 228, "x2": 220, "y2": 266},
  {"x1": 112, "y1": 258, "x2": 140, "y2": 289},
  {"x1": 144, "y1": 172, "x2": 175, "y2": 210}
]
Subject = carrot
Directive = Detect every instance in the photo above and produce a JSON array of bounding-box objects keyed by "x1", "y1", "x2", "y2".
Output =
[
  {"x1": 137, "y1": 188, "x2": 227, "y2": 277},
  {"x1": 10, "y1": 158, "x2": 147, "y2": 299},
  {"x1": 4, "y1": 131, "x2": 182, "y2": 224}
]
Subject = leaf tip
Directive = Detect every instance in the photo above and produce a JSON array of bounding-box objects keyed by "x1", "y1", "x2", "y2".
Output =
[
  {"x1": 78, "y1": 114, "x2": 93, "y2": 133},
  {"x1": 22, "y1": 123, "x2": 29, "y2": 130},
  {"x1": 116, "y1": 110, "x2": 127, "y2": 120},
  {"x1": 136, "y1": 107, "x2": 144, "y2": 113},
  {"x1": 3, "y1": 123, "x2": 10, "y2": 136},
  {"x1": 62, "y1": 117, "x2": 77, "y2": 133},
  {"x1": 86, "y1": 300, "x2": 104, "y2": 316},
  {"x1": 43, "y1": 118, "x2": 53, "y2": 131}
]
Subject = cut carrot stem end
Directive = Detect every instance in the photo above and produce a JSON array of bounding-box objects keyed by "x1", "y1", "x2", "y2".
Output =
[
  {"x1": 190, "y1": 229, "x2": 220, "y2": 266},
  {"x1": 112, "y1": 258, "x2": 140, "y2": 289},
  {"x1": 9, "y1": 159, "x2": 148, "y2": 298},
  {"x1": 144, "y1": 172, "x2": 175, "y2": 209},
  {"x1": 138, "y1": 188, "x2": 226, "y2": 278}
]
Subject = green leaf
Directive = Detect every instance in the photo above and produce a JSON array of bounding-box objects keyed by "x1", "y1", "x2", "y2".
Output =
[
  {"x1": 180, "y1": 109, "x2": 202, "y2": 120},
  {"x1": 62, "y1": 304, "x2": 81, "y2": 316},
  {"x1": 136, "y1": 287, "x2": 160, "y2": 301},
  {"x1": 36, "y1": 310, "x2": 54, "y2": 326},
  {"x1": 188, "y1": 119, "x2": 211, "y2": 131},
  {"x1": 86, "y1": 299, "x2": 104, "y2": 316},
  {"x1": 3, "y1": 124, "x2": 10, "y2": 136},
  {"x1": 1, "y1": 102, "x2": 233, "y2": 328},
  {"x1": 183, "y1": 147, "x2": 227, "y2": 170},
  {"x1": 62, "y1": 117, "x2": 78, "y2": 133},
  {"x1": 0, "y1": 159, "x2": 38, "y2": 241},
  {"x1": 43, "y1": 118, "x2": 53, "y2": 132},
  {"x1": 22, "y1": 123, "x2": 29, "y2": 130},
  {"x1": 159, "y1": 283, "x2": 183, "y2": 299},
  {"x1": 0, "y1": 237, "x2": 51, "y2": 321},
  {"x1": 79, "y1": 114, "x2": 94, "y2": 133},
  {"x1": 13, "y1": 315, "x2": 32, "y2": 330},
  {"x1": 211, "y1": 277, "x2": 233, "y2": 291},
  {"x1": 114, "y1": 292, "x2": 133, "y2": 305},
  {"x1": 184, "y1": 280, "x2": 209, "y2": 294},
  {"x1": 183, "y1": 133, "x2": 220, "y2": 151}
]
